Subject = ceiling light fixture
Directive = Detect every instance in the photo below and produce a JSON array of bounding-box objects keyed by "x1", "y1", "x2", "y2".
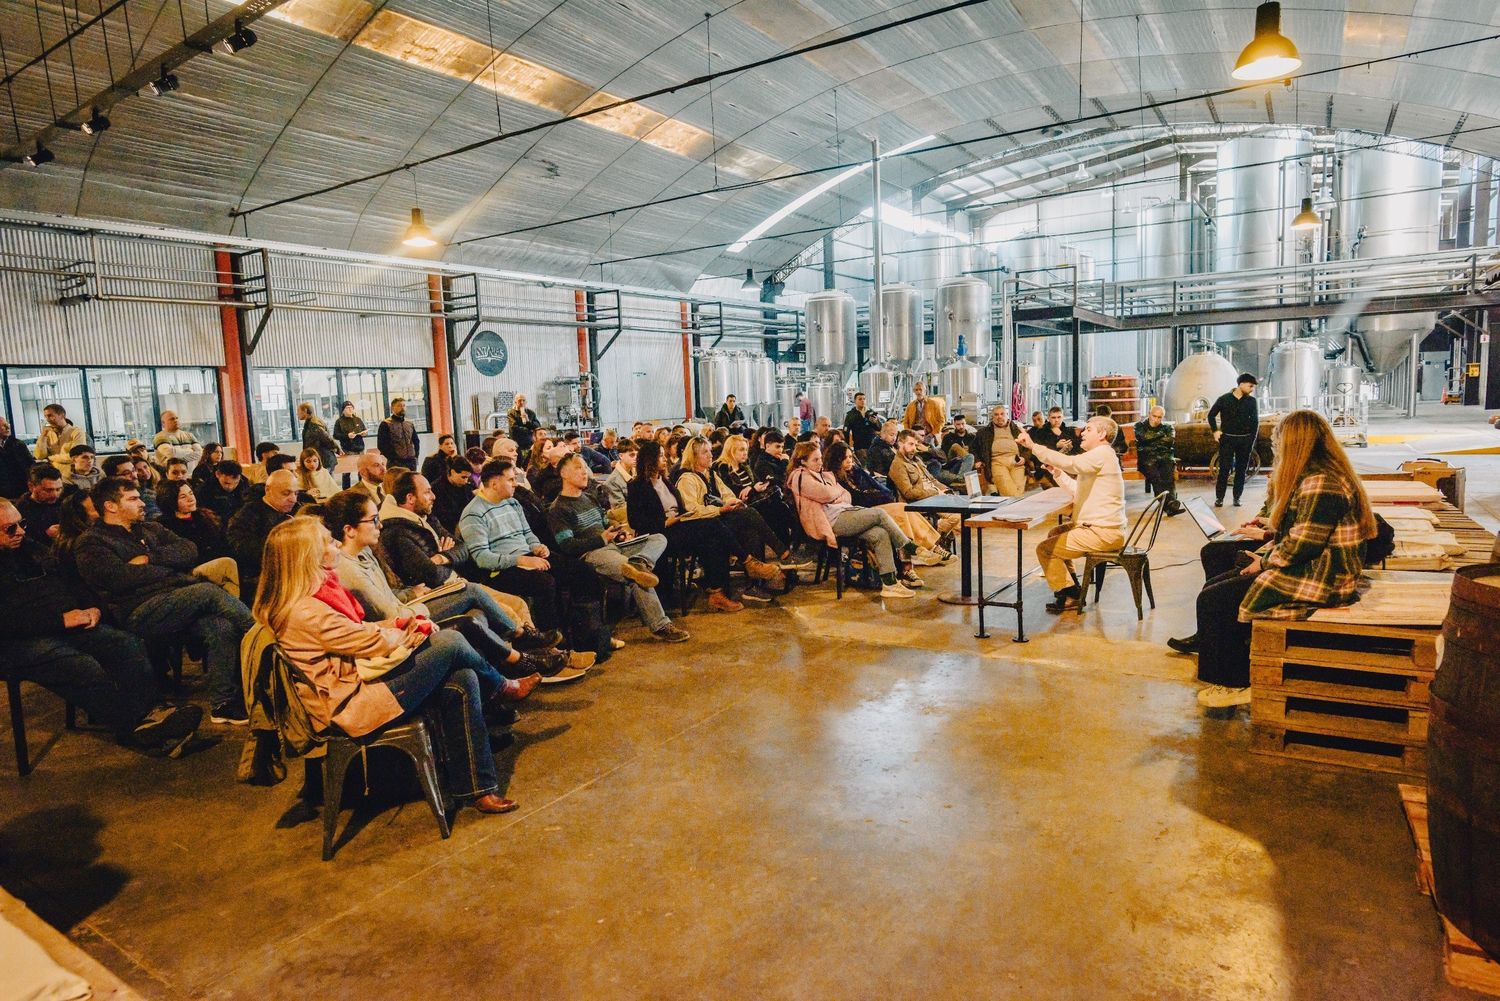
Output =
[
  {"x1": 1073, "y1": 162, "x2": 1091, "y2": 182},
  {"x1": 21, "y1": 144, "x2": 54, "y2": 167},
  {"x1": 740, "y1": 268, "x2": 757, "y2": 291},
  {"x1": 1291, "y1": 196, "x2": 1321, "y2": 231},
  {"x1": 214, "y1": 20, "x2": 258, "y2": 55},
  {"x1": 1232, "y1": 2, "x2": 1301, "y2": 82},
  {"x1": 140, "y1": 66, "x2": 180, "y2": 97},
  {"x1": 78, "y1": 108, "x2": 111, "y2": 136},
  {"x1": 401, "y1": 207, "x2": 437, "y2": 248}
]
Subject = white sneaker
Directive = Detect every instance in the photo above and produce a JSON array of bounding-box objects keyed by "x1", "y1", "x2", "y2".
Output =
[
  {"x1": 1197, "y1": 685, "x2": 1251, "y2": 709},
  {"x1": 880, "y1": 581, "x2": 917, "y2": 598},
  {"x1": 909, "y1": 548, "x2": 946, "y2": 567}
]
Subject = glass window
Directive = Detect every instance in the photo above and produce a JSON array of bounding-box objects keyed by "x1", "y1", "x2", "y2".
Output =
[
  {"x1": 249, "y1": 368, "x2": 294, "y2": 444},
  {"x1": 86, "y1": 368, "x2": 157, "y2": 453},
  {"x1": 154, "y1": 367, "x2": 222, "y2": 447},
  {"x1": 338, "y1": 369, "x2": 383, "y2": 441},
  {"x1": 6, "y1": 367, "x2": 86, "y2": 449},
  {"x1": 384, "y1": 369, "x2": 429, "y2": 432},
  {"x1": 290, "y1": 369, "x2": 339, "y2": 430}
]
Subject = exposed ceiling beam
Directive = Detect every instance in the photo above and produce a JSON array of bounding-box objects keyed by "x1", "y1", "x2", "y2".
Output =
[
  {"x1": 913, "y1": 128, "x2": 1113, "y2": 199},
  {"x1": 963, "y1": 140, "x2": 1181, "y2": 222}
]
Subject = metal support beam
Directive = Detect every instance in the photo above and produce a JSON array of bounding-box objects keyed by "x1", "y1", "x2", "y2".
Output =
[
  {"x1": 1406, "y1": 330, "x2": 1421, "y2": 418},
  {"x1": 1071, "y1": 317, "x2": 1083, "y2": 421},
  {"x1": 869, "y1": 139, "x2": 885, "y2": 363}
]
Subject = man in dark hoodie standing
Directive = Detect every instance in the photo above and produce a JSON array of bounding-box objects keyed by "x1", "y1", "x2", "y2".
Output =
[
  {"x1": 378, "y1": 397, "x2": 421, "y2": 470},
  {"x1": 1207, "y1": 373, "x2": 1259, "y2": 508}
]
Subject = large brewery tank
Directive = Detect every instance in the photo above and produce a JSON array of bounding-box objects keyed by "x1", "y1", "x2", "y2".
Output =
[
  {"x1": 730, "y1": 352, "x2": 757, "y2": 407},
  {"x1": 807, "y1": 376, "x2": 846, "y2": 423},
  {"x1": 857, "y1": 366, "x2": 898, "y2": 413},
  {"x1": 1163, "y1": 350, "x2": 1239, "y2": 423},
  {"x1": 776, "y1": 378, "x2": 802, "y2": 424},
  {"x1": 876, "y1": 283, "x2": 923, "y2": 367},
  {"x1": 695, "y1": 352, "x2": 733, "y2": 418},
  {"x1": 1325, "y1": 363, "x2": 1364, "y2": 413},
  {"x1": 1264, "y1": 339, "x2": 1325, "y2": 412},
  {"x1": 900, "y1": 234, "x2": 967, "y2": 295},
  {"x1": 751, "y1": 355, "x2": 777, "y2": 419},
  {"x1": 999, "y1": 232, "x2": 1063, "y2": 284},
  {"x1": 938, "y1": 362, "x2": 985, "y2": 414},
  {"x1": 804, "y1": 289, "x2": 856, "y2": 375},
  {"x1": 1137, "y1": 199, "x2": 1211, "y2": 383},
  {"x1": 1339, "y1": 137, "x2": 1443, "y2": 373},
  {"x1": 933, "y1": 276, "x2": 992, "y2": 365},
  {"x1": 1213, "y1": 131, "x2": 1313, "y2": 377}
]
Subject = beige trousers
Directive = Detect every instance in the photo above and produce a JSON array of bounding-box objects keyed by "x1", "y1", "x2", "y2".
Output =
[
  {"x1": 480, "y1": 584, "x2": 534, "y2": 630},
  {"x1": 193, "y1": 557, "x2": 240, "y2": 600},
  {"x1": 1035, "y1": 523, "x2": 1125, "y2": 592},
  {"x1": 986, "y1": 458, "x2": 1026, "y2": 497},
  {"x1": 879, "y1": 504, "x2": 939, "y2": 550}
]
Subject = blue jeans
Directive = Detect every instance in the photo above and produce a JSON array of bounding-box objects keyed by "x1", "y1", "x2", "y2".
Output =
[
  {"x1": 426, "y1": 582, "x2": 518, "y2": 634},
  {"x1": 6, "y1": 625, "x2": 156, "y2": 737},
  {"x1": 378, "y1": 630, "x2": 501, "y2": 799},
  {"x1": 128, "y1": 582, "x2": 253, "y2": 709}
]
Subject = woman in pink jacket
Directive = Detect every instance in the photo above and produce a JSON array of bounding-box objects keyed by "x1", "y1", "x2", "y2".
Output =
[
  {"x1": 784, "y1": 442, "x2": 922, "y2": 598},
  {"x1": 253, "y1": 516, "x2": 521, "y2": 816}
]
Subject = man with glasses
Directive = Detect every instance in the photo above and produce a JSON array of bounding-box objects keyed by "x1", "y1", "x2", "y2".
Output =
[
  {"x1": 0, "y1": 416, "x2": 33, "y2": 498},
  {"x1": 76, "y1": 478, "x2": 254, "y2": 725},
  {"x1": 0, "y1": 498, "x2": 202, "y2": 755}
]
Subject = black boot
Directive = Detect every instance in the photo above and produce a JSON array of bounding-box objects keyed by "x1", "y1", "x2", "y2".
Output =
[
  {"x1": 1045, "y1": 586, "x2": 1082, "y2": 614},
  {"x1": 1167, "y1": 634, "x2": 1199, "y2": 654}
]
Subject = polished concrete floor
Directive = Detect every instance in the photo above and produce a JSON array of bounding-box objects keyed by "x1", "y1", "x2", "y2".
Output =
[{"x1": 1, "y1": 404, "x2": 1496, "y2": 1000}]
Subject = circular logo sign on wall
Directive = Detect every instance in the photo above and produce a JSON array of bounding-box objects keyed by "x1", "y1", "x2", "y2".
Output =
[{"x1": 470, "y1": 330, "x2": 509, "y2": 377}]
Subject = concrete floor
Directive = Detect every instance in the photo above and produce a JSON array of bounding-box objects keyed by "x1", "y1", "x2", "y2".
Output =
[{"x1": 1, "y1": 404, "x2": 1496, "y2": 1000}]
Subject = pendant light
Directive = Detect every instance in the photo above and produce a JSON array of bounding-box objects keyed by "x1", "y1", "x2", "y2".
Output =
[
  {"x1": 402, "y1": 208, "x2": 437, "y2": 248},
  {"x1": 740, "y1": 268, "x2": 757, "y2": 291},
  {"x1": 1231, "y1": 2, "x2": 1301, "y2": 82},
  {"x1": 1073, "y1": 162, "x2": 1090, "y2": 183},
  {"x1": 1291, "y1": 197, "x2": 1321, "y2": 231}
]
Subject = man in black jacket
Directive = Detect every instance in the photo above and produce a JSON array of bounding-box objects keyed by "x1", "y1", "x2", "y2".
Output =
[
  {"x1": 751, "y1": 430, "x2": 790, "y2": 485},
  {"x1": 16, "y1": 464, "x2": 64, "y2": 541},
  {"x1": 76, "y1": 478, "x2": 254, "y2": 725},
  {"x1": 431, "y1": 456, "x2": 477, "y2": 533},
  {"x1": 842, "y1": 392, "x2": 882, "y2": 453},
  {"x1": 226, "y1": 469, "x2": 298, "y2": 601},
  {"x1": 199, "y1": 460, "x2": 254, "y2": 522},
  {"x1": 377, "y1": 397, "x2": 421, "y2": 470},
  {"x1": 1207, "y1": 373, "x2": 1259, "y2": 507},
  {"x1": 0, "y1": 417, "x2": 33, "y2": 498},
  {"x1": 865, "y1": 420, "x2": 899, "y2": 476},
  {"x1": 0, "y1": 499, "x2": 201, "y2": 754},
  {"x1": 712, "y1": 394, "x2": 746, "y2": 429}
]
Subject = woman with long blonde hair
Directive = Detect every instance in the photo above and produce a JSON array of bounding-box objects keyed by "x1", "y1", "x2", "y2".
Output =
[
  {"x1": 256, "y1": 516, "x2": 520, "y2": 815},
  {"x1": 1190, "y1": 409, "x2": 1376, "y2": 711}
]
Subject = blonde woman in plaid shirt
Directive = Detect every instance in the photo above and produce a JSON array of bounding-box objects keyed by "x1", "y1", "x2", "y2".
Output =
[{"x1": 1191, "y1": 411, "x2": 1376, "y2": 709}]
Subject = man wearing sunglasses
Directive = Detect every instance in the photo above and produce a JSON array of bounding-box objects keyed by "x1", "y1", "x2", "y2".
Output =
[{"x1": 0, "y1": 499, "x2": 202, "y2": 756}]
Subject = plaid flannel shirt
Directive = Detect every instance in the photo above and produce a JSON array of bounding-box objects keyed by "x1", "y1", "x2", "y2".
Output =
[{"x1": 1239, "y1": 470, "x2": 1366, "y2": 621}]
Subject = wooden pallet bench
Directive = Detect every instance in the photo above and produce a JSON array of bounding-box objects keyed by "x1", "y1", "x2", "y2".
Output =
[
  {"x1": 1398, "y1": 785, "x2": 1500, "y2": 997},
  {"x1": 1429, "y1": 502, "x2": 1499, "y2": 568},
  {"x1": 1248, "y1": 618, "x2": 1439, "y2": 776}
]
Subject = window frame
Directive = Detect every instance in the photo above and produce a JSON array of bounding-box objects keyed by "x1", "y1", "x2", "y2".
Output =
[
  {"x1": 1, "y1": 364, "x2": 224, "y2": 456},
  {"x1": 253, "y1": 366, "x2": 431, "y2": 442}
]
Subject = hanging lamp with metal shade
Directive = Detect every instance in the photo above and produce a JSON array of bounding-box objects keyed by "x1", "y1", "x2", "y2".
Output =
[
  {"x1": 1231, "y1": 2, "x2": 1301, "y2": 82},
  {"x1": 740, "y1": 268, "x2": 757, "y2": 291},
  {"x1": 1291, "y1": 197, "x2": 1321, "y2": 231},
  {"x1": 402, "y1": 208, "x2": 438, "y2": 248}
]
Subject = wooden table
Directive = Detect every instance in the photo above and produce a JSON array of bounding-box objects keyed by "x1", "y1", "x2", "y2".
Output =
[
  {"x1": 905, "y1": 493, "x2": 1026, "y2": 605},
  {"x1": 967, "y1": 487, "x2": 1074, "y2": 642}
]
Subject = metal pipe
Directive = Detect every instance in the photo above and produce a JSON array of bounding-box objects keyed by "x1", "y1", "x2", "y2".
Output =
[
  {"x1": 1407, "y1": 330, "x2": 1420, "y2": 418},
  {"x1": 869, "y1": 139, "x2": 884, "y2": 371}
]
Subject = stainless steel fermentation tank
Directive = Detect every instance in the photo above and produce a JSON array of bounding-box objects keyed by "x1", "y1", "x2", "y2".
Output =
[
  {"x1": 695, "y1": 352, "x2": 733, "y2": 419},
  {"x1": 1137, "y1": 200, "x2": 1212, "y2": 385},
  {"x1": 804, "y1": 289, "x2": 857, "y2": 376},
  {"x1": 1264, "y1": 339, "x2": 1325, "y2": 412},
  {"x1": 1212, "y1": 132, "x2": 1313, "y2": 377},
  {"x1": 933, "y1": 276, "x2": 992, "y2": 365}
]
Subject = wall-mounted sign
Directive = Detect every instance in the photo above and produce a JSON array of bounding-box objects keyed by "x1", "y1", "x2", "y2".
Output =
[{"x1": 470, "y1": 330, "x2": 508, "y2": 377}]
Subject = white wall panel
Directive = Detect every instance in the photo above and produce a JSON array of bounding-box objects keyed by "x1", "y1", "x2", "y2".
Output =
[
  {"x1": 596, "y1": 295, "x2": 686, "y2": 428},
  {"x1": 0, "y1": 228, "x2": 223, "y2": 366},
  {"x1": 452, "y1": 277, "x2": 581, "y2": 429}
]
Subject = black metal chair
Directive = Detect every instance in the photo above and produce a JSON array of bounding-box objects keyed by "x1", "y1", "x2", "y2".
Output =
[
  {"x1": 321, "y1": 713, "x2": 452, "y2": 861},
  {"x1": 5, "y1": 673, "x2": 77, "y2": 777},
  {"x1": 1079, "y1": 492, "x2": 1169, "y2": 620},
  {"x1": 813, "y1": 538, "x2": 880, "y2": 598}
]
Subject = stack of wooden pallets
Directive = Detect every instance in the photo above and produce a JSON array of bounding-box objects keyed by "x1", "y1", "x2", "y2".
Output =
[
  {"x1": 1248, "y1": 618, "x2": 1440, "y2": 776},
  {"x1": 1398, "y1": 785, "x2": 1500, "y2": 996}
]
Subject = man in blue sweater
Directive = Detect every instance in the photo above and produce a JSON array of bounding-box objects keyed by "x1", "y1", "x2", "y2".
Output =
[{"x1": 458, "y1": 458, "x2": 563, "y2": 630}]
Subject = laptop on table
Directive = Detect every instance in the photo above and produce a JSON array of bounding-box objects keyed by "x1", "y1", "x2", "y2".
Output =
[{"x1": 1184, "y1": 496, "x2": 1236, "y2": 541}]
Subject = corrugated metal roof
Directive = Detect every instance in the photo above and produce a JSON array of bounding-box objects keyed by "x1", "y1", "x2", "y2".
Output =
[{"x1": 0, "y1": 0, "x2": 1495, "y2": 292}]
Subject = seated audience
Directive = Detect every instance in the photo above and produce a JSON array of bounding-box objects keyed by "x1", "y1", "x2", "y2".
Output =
[
  {"x1": 785, "y1": 441, "x2": 922, "y2": 598},
  {"x1": 593, "y1": 429, "x2": 621, "y2": 465},
  {"x1": 714, "y1": 433, "x2": 799, "y2": 550},
  {"x1": 254, "y1": 517, "x2": 520, "y2": 816},
  {"x1": 1016, "y1": 415, "x2": 1126, "y2": 614},
  {"x1": 1032, "y1": 407, "x2": 1081, "y2": 455},
  {"x1": 103, "y1": 454, "x2": 158, "y2": 519},
  {"x1": 421, "y1": 434, "x2": 460, "y2": 485},
  {"x1": 243, "y1": 442, "x2": 280, "y2": 485},
  {"x1": 625, "y1": 442, "x2": 744, "y2": 613},
  {"x1": 296, "y1": 447, "x2": 339, "y2": 502},
  {"x1": 1134, "y1": 405, "x2": 1184, "y2": 515},
  {"x1": 604, "y1": 439, "x2": 636, "y2": 512},
  {"x1": 0, "y1": 416, "x2": 33, "y2": 498},
  {"x1": 974, "y1": 404, "x2": 1028, "y2": 497},
  {"x1": 325, "y1": 488, "x2": 562, "y2": 680},
  {"x1": 191, "y1": 442, "x2": 223, "y2": 491},
  {"x1": 528, "y1": 438, "x2": 568, "y2": 504},
  {"x1": 676, "y1": 437, "x2": 786, "y2": 582},
  {"x1": 548, "y1": 453, "x2": 690, "y2": 642},
  {"x1": 163, "y1": 457, "x2": 190, "y2": 482},
  {"x1": 200, "y1": 460, "x2": 254, "y2": 522},
  {"x1": 941, "y1": 414, "x2": 977, "y2": 458},
  {"x1": 17, "y1": 464, "x2": 65, "y2": 540},
  {"x1": 351, "y1": 451, "x2": 388, "y2": 506},
  {"x1": 157, "y1": 480, "x2": 231, "y2": 562},
  {"x1": 825, "y1": 442, "x2": 948, "y2": 561},
  {"x1": 1188, "y1": 410, "x2": 1375, "y2": 710},
  {"x1": 865, "y1": 420, "x2": 899, "y2": 476},
  {"x1": 432, "y1": 455, "x2": 477, "y2": 532},
  {"x1": 76, "y1": 477, "x2": 254, "y2": 724},
  {"x1": 887, "y1": 431, "x2": 961, "y2": 537},
  {"x1": 752, "y1": 430, "x2": 790, "y2": 486},
  {"x1": 153, "y1": 410, "x2": 203, "y2": 468},
  {"x1": 0, "y1": 498, "x2": 202, "y2": 754},
  {"x1": 227, "y1": 469, "x2": 300, "y2": 600},
  {"x1": 64, "y1": 444, "x2": 102, "y2": 494},
  {"x1": 458, "y1": 459, "x2": 571, "y2": 630}
]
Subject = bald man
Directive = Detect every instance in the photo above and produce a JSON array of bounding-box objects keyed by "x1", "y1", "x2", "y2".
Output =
[
  {"x1": 153, "y1": 410, "x2": 203, "y2": 467},
  {"x1": 226, "y1": 469, "x2": 300, "y2": 599}
]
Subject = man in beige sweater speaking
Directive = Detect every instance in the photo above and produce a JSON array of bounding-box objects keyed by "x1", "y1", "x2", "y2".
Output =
[{"x1": 1016, "y1": 415, "x2": 1127, "y2": 614}]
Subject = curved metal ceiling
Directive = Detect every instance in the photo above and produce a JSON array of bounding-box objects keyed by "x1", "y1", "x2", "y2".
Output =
[{"x1": 2, "y1": 0, "x2": 1498, "y2": 291}]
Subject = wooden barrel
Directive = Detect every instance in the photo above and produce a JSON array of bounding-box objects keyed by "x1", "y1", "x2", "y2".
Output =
[
  {"x1": 1089, "y1": 374, "x2": 1139, "y2": 422},
  {"x1": 1428, "y1": 564, "x2": 1500, "y2": 959}
]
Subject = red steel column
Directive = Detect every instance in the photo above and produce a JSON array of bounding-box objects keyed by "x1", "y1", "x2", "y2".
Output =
[
  {"x1": 680, "y1": 300, "x2": 693, "y2": 420},
  {"x1": 427, "y1": 275, "x2": 454, "y2": 436},
  {"x1": 213, "y1": 249, "x2": 252, "y2": 459}
]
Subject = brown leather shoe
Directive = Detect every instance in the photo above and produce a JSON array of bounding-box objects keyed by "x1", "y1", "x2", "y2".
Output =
[
  {"x1": 473, "y1": 794, "x2": 519, "y2": 814},
  {"x1": 499, "y1": 673, "x2": 541, "y2": 701},
  {"x1": 707, "y1": 589, "x2": 744, "y2": 613},
  {"x1": 744, "y1": 557, "x2": 780, "y2": 583}
]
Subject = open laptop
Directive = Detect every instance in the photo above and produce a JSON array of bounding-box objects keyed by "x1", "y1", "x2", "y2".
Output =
[{"x1": 1183, "y1": 496, "x2": 1235, "y2": 541}]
